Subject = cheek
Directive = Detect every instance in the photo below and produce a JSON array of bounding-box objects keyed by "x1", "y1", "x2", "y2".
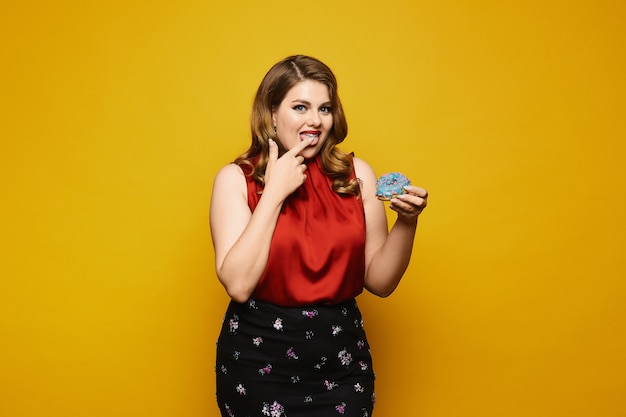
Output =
[
  {"x1": 325, "y1": 119, "x2": 334, "y2": 133},
  {"x1": 277, "y1": 114, "x2": 295, "y2": 129}
]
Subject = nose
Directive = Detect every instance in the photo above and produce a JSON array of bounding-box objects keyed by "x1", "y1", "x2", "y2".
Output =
[{"x1": 307, "y1": 111, "x2": 321, "y2": 127}]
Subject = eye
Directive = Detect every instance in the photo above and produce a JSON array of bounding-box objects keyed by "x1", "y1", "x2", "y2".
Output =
[
  {"x1": 293, "y1": 104, "x2": 306, "y2": 112},
  {"x1": 320, "y1": 106, "x2": 332, "y2": 114}
]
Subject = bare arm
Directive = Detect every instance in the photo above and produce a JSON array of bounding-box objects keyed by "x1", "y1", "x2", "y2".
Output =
[
  {"x1": 354, "y1": 158, "x2": 429, "y2": 297},
  {"x1": 209, "y1": 138, "x2": 313, "y2": 303}
]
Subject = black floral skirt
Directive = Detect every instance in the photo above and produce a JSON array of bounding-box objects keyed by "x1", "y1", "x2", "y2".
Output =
[{"x1": 216, "y1": 298, "x2": 376, "y2": 417}]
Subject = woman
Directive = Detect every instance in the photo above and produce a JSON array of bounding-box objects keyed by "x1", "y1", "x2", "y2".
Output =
[{"x1": 210, "y1": 55, "x2": 428, "y2": 417}]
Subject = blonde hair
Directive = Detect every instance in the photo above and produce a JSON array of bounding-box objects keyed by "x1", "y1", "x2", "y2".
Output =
[{"x1": 235, "y1": 55, "x2": 360, "y2": 196}]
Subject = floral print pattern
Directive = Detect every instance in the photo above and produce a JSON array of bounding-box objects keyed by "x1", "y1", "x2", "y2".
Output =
[
  {"x1": 262, "y1": 401, "x2": 286, "y2": 417},
  {"x1": 273, "y1": 318, "x2": 284, "y2": 331},
  {"x1": 228, "y1": 315, "x2": 239, "y2": 335},
  {"x1": 338, "y1": 349, "x2": 353, "y2": 367},
  {"x1": 216, "y1": 299, "x2": 375, "y2": 416}
]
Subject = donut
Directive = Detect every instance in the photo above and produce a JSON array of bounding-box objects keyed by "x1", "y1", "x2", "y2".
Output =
[{"x1": 375, "y1": 172, "x2": 410, "y2": 200}]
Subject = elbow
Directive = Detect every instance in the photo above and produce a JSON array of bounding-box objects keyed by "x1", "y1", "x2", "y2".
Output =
[
  {"x1": 364, "y1": 264, "x2": 404, "y2": 298},
  {"x1": 369, "y1": 288, "x2": 395, "y2": 298},
  {"x1": 227, "y1": 290, "x2": 251, "y2": 304},
  {"x1": 227, "y1": 285, "x2": 253, "y2": 304},
  {"x1": 219, "y1": 276, "x2": 254, "y2": 304},
  {"x1": 365, "y1": 280, "x2": 399, "y2": 298},
  {"x1": 216, "y1": 265, "x2": 254, "y2": 304},
  {"x1": 377, "y1": 289, "x2": 394, "y2": 298}
]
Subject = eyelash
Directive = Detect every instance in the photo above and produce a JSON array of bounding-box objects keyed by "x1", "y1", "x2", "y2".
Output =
[{"x1": 293, "y1": 105, "x2": 332, "y2": 113}]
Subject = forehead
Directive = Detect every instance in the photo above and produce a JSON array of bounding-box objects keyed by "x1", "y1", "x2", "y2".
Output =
[{"x1": 283, "y1": 80, "x2": 330, "y2": 102}]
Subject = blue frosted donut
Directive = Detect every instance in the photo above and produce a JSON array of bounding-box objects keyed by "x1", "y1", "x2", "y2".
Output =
[{"x1": 375, "y1": 172, "x2": 410, "y2": 200}]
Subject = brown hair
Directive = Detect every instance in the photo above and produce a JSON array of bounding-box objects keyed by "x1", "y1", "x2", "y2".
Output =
[{"x1": 234, "y1": 55, "x2": 360, "y2": 196}]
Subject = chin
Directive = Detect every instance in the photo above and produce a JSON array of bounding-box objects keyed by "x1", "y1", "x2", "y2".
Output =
[{"x1": 301, "y1": 149, "x2": 320, "y2": 161}]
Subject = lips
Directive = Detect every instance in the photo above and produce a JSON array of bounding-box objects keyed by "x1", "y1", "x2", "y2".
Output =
[{"x1": 300, "y1": 130, "x2": 321, "y2": 146}]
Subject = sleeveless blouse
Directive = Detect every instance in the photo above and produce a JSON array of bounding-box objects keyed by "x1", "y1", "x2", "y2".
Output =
[{"x1": 241, "y1": 155, "x2": 366, "y2": 306}]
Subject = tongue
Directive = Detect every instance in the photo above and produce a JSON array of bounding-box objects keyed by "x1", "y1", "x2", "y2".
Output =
[{"x1": 301, "y1": 134, "x2": 319, "y2": 145}]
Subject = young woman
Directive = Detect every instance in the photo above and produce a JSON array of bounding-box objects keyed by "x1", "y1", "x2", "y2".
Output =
[{"x1": 210, "y1": 55, "x2": 428, "y2": 417}]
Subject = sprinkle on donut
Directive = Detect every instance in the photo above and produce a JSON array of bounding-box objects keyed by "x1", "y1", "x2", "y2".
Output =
[{"x1": 375, "y1": 172, "x2": 411, "y2": 201}]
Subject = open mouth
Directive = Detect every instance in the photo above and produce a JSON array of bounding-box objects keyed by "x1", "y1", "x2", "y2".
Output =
[{"x1": 300, "y1": 131, "x2": 321, "y2": 145}]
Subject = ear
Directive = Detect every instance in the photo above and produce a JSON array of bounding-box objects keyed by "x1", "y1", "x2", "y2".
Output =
[{"x1": 271, "y1": 109, "x2": 277, "y2": 127}]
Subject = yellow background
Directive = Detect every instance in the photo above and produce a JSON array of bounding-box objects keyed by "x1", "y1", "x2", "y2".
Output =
[{"x1": 2, "y1": 0, "x2": 625, "y2": 416}]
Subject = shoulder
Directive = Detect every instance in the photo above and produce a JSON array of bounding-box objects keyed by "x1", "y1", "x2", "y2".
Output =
[
  {"x1": 213, "y1": 163, "x2": 247, "y2": 195},
  {"x1": 352, "y1": 157, "x2": 379, "y2": 202},
  {"x1": 216, "y1": 162, "x2": 245, "y2": 179}
]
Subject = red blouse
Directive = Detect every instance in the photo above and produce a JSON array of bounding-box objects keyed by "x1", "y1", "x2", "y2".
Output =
[{"x1": 242, "y1": 155, "x2": 366, "y2": 306}]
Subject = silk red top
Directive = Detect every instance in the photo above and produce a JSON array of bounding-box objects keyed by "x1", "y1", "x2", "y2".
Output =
[{"x1": 242, "y1": 155, "x2": 366, "y2": 306}]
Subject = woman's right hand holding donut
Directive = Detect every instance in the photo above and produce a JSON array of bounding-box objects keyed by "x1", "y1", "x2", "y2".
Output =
[{"x1": 263, "y1": 138, "x2": 312, "y2": 201}]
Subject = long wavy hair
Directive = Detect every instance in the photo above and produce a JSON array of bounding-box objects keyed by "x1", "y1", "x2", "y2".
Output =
[{"x1": 234, "y1": 55, "x2": 360, "y2": 196}]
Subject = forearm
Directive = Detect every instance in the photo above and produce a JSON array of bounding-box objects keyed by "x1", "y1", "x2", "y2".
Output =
[{"x1": 364, "y1": 218, "x2": 418, "y2": 297}]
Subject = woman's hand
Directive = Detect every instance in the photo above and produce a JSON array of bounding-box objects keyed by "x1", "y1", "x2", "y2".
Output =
[
  {"x1": 389, "y1": 185, "x2": 428, "y2": 224},
  {"x1": 263, "y1": 138, "x2": 312, "y2": 201}
]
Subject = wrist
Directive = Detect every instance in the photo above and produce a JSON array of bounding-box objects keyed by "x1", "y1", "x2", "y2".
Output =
[{"x1": 396, "y1": 215, "x2": 418, "y2": 228}]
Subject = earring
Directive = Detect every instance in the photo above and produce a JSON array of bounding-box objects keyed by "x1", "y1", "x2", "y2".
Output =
[{"x1": 273, "y1": 126, "x2": 277, "y2": 134}]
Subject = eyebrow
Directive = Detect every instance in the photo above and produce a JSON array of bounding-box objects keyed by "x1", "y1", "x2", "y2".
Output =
[{"x1": 290, "y1": 99, "x2": 331, "y2": 106}]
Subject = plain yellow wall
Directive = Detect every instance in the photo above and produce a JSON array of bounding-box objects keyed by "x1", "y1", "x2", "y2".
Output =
[{"x1": 2, "y1": 1, "x2": 625, "y2": 416}]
